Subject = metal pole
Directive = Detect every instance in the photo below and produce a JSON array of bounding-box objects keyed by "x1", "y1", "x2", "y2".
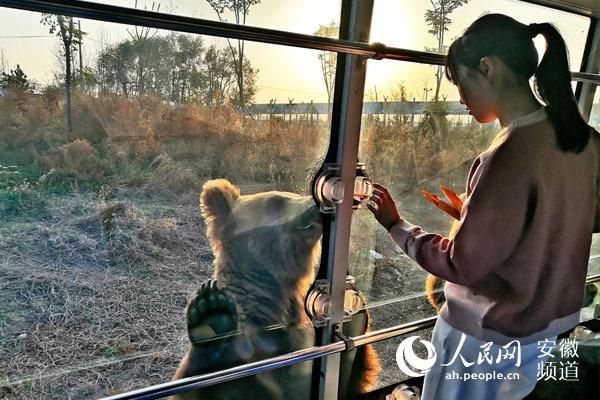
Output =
[
  {"x1": 518, "y1": 0, "x2": 598, "y2": 17},
  {"x1": 0, "y1": 0, "x2": 444, "y2": 65},
  {"x1": 0, "y1": 1, "x2": 598, "y2": 80},
  {"x1": 312, "y1": 1, "x2": 374, "y2": 399},
  {"x1": 97, "y1": 316, "x2": 438, "y2": 400},
  {"x1": 576, "y1": 18, "x2": 600, "y2": 121}
]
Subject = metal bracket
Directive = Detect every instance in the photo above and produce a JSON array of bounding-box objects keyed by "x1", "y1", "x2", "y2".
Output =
[
  {"x1": 306, "y1": 276, "x2": 365, "y2": 328},
  {"x1": 313, "y1": 163, "x2": 372, "y2": 214},
  {"x1": 305, "y1": 279, "x2": 331, "y2": 328},
  {"x1": 334, "y1": 325, "x2": 356, "y2": 352}
]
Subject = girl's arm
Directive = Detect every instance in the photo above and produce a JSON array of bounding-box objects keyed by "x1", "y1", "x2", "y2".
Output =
[{"x1": 385, "y1": 144, "x2": 532, "y2": 285}]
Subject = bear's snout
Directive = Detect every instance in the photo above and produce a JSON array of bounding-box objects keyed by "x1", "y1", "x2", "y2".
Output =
[{"x1": 294, "y1": 198, "x2": 322, "y2": 235}]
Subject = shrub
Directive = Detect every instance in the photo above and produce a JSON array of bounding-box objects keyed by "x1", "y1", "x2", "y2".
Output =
[
  {"x1": 146, "y1": 154, "x2": 199, "y2": 195},
  {"x1": 0, "y1": 180, "x2": 49, "y2": 220},
  {"x1": 43, "y1": 139, "x2": 105, "y2": 181}
]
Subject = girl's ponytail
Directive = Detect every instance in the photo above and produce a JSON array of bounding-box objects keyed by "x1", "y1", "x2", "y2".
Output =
[{"x1": 531, "y1": 22, "x2": 590, "y2": 153}]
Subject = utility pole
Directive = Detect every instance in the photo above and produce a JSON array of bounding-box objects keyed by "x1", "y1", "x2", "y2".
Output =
[
  {"x1": 78, "y1": 20, "x2": 83, "y2": 76},
  {"x1": 423, "y1": 87, "x2": 432, "y2": 102},
  {"x1": 0, "y1": 48, "x2": 6, "y2": 73}
]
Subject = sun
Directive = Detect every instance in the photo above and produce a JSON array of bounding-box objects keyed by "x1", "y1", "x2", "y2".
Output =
[{"x1": 366, "y1": 2, "x2": 421, "y2": 99}]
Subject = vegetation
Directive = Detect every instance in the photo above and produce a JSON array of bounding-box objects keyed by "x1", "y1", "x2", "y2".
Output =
[
  {"x1": 424, "y1": 0, "x2": 469, "y2": 101},
  {"x1": 314, "y1": 22, "x2": 339, "y2": 119},
  {"x1": 96, "y1": 33, "x2": 256, "y2": 106},
  {"x1": 0, "y1": 65, "x2": 34, "y2": 94},
  {"x1": 41, "y1": 14, "x2": 85, "y2": 132},
  {"x1": 206, "y1": 0, "x2": 261, "y2": 110}
]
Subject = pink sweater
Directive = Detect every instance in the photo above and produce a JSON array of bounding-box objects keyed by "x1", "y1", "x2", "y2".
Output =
[{"x1": 389, "y1": 108, "x2": 600, "y2": 345}]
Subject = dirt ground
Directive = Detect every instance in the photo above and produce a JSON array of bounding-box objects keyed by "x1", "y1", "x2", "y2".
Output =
[
  {"x1": 2, "y1": 184, "x2": 598, "y2": 399},
  {"x1": 0, "y1": 182, "x2": 441, "y2": 399},
  {"x1": 0, "y1": 187, "x2": 210, "y2": 399}
]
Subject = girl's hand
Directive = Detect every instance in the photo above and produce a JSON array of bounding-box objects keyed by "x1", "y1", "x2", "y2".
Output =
[{"x1": 368, "y1": 183, "x2": 402, "y2": 231}]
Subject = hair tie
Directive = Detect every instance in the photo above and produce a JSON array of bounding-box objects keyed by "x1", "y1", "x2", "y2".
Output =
[{"x1": 528, "y1": 23, "x2": 539, "y2": 38}]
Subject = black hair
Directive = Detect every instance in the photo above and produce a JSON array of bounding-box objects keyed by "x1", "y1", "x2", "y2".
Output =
[{"x1": 445, "y1": 13, "x2": 590, "y2": 154}]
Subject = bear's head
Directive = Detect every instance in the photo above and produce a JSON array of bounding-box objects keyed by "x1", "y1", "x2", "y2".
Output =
[{"x1": 200, "y1": 179, "x2": 322, "y2": 326}]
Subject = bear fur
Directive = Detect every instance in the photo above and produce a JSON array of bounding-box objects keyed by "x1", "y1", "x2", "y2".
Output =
[
  {"x1": 171, "y1": 179, "x2": 380, "y2": 400},
  {"x1": 425, "y1": 219, "x2": 461, "y2": 312}
]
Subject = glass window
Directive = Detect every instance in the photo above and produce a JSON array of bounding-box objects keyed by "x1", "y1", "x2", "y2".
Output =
[
  {"x1": 0, "y1": 7, "x2": 332, "y2": 398},
  {"x1": 370, "y1": 0, "x2": 590, "y2": 72},
  {"x1": 351, "y1": 57, "x2": 498, "y2": 388},
  {"x1": 82, "y1": 0, "x2": 342, "y2": 38},
  {"x1": 590, "y1": 86, "x2": 600, "y2": 132}
]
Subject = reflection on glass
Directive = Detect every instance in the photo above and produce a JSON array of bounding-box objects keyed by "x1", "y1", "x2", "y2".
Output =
[
  {"x1": 590, "y1": 86, "x2": 600, "y2": 132},
  {"x1": 0, "y1": 7, "x2": 337, "y2": 398},
  {"x1": 76, "y1": 0, "x2": 341, "y2": 37}
]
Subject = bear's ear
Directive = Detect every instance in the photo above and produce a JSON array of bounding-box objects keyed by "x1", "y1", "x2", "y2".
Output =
[{"x1": 200, "y1": 179, "x2": 240, "y2": 228}]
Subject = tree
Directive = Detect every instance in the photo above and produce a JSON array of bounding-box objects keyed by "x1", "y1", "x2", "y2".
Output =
[
  {"x1": 96, "y1": 34, "x2": 205, "y2": 101},
  {"x1": 72, "y1": 66, "x2": 98, "y2": 93},
  {"x1": 96, "y1": 41, "x2": 136, "y2": 97},
  {"x1": 97, "y1": 36, "x2": 175, "y2": 98},
  {"x1": 94, "y1": 32, "x2": 255, "y2": 107},
  {"x1": 126, "y1": 0, "x2": 161, "y2": 97},
  {"x1": 198, "y1": 44, "x2": 256, "y2": 107},
  {"x1": 233, "y1": 52, "x2": 257, "y2": 107},
  {"x1": 206, "y1": 0, "x2": 261, "y2": 112},
  {"x1": 424, "y1": 0, "x2": 468, "y2": 101},
  {"x1": 0, "y1": 64, "x2": 33, "y2": 93},
  {"x1": 41, "y1": 14, "x2": 85, "y2": 132},
  {"x1": 314, "y1": 22, "x2": 338, "y2": 121},
  {"x1": 201, "y1": 45, "x2": 234, "y2": 107},
  {"x1": 169, "y1": 33, "x2": 204, "y2": 103}
]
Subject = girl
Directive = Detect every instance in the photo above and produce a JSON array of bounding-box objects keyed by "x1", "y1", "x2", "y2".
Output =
[{"x1": 369, "y1": 13, "x2": 599, "y2": 400}]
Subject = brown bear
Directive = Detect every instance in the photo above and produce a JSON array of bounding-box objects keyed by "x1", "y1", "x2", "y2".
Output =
[
  {"x1": 425, "y1": 219, "x2": 462, "y2": 313},
  {"x1": 171, "y1": 179, "x2": 380, "y2": 400}
]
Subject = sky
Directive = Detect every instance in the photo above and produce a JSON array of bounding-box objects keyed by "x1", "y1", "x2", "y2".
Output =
[{"x1": 0, "y1": 0, "x2": 593, "y2": 104}]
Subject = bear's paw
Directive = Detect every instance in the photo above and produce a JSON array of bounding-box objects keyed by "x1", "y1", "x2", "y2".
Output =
[{"x1": 187, "y1": 280, "x2": 238, "y2": 345}]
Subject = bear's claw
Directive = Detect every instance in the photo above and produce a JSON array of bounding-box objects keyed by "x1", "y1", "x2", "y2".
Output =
[{"x1": 187, "y1": 280, "x2": 238, "y2": 345}]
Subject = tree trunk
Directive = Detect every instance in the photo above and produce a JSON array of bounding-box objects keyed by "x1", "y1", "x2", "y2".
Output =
[
  {"x1": 434, "y1": 66, "x2": 443, "y2": 101},
  {"x1": 65, "y1": 44, "x2": 73, "y2": 132},
  {"x1": 237, "y1": 40, "x2": 245, "y2": 110},
  {"x1": 78, "y1": 20, "x2": 83, "y2": 76},
  {"x1": 434, "y1": 5, "x2": 446, "y2": 102}
]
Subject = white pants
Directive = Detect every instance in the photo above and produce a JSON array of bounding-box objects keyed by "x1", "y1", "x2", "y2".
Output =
[{"x1": 421, "y1": 317, "x2": 555, "y2": 400}]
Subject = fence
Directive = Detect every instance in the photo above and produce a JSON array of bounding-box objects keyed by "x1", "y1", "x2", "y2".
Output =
[{"x1": 248, "y1": 100, "x2": 600, "y2": 129}]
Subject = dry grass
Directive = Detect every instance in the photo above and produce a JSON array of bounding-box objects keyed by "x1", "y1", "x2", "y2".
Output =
[
  {"x1": 0, "y1": 93, "x2": 66, "y2": 166},
  {"x1": 43, "y1": 139, "x2": 106, "y2": 182},
  {"x1": 0, "y1": 189, "x2": 213, "y2": 399},
  {"x1": 0, "y1": 187, "x2": 438, "y2": 399},
  {"x1": 146, "y1": 154, "x2": 200, "y2": 196}
]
